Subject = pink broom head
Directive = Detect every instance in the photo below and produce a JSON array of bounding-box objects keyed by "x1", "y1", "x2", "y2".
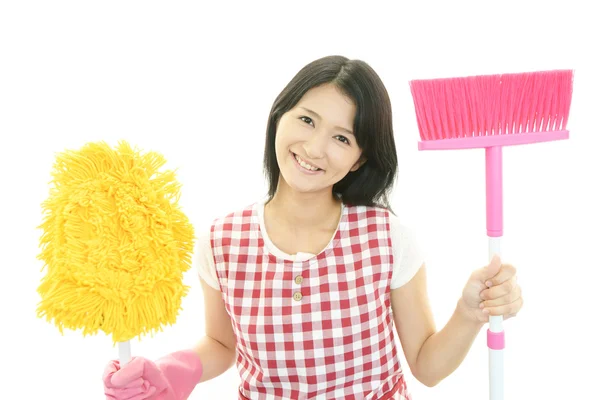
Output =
[{"x1": 409, "y1": 69, "x2": 574, "y2": 150}]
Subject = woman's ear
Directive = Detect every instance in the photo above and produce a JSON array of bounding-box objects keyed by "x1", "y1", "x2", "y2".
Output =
[{"x1": 350, "y1": 156, "x2": 367, "y2": 172}]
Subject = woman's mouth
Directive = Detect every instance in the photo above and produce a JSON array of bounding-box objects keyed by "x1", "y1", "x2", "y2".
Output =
[{"x1": 291, "y1": 152, "x2": 324, "y2": 174}]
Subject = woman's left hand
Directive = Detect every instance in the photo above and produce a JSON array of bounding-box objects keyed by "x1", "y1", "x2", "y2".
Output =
[{"x1": 458, "y1": 255, "x2": 524, "y2": 324}]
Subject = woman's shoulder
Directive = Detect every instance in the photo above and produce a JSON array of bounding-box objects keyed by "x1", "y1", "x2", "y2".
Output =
[
  {"x1": 343, "y1": 203, "x2": 418, "y2": 236},
  {"x1": 209, "y1": 201, "x2": 260, "y2": 227},
  {"x1": 197, "y1": 201, "x2": 262, "y2": 244},
  {"x1": 343, "y1": 202, "x2": 397, "y2": 222}
]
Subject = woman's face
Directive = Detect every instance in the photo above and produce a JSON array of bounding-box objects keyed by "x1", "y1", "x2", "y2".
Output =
[{"x1": 275, "y1": 83, "x2": 365, "y2": 195}]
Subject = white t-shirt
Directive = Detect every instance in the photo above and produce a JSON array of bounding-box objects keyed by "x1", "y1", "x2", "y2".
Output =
[{"x1": 195, "y1": 200, "x2": 426, "y2": 291}]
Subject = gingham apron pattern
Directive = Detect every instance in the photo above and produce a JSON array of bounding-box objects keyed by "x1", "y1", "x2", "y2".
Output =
[{"x1": 211, "y1": 203, "x2": 411, "y2": 400}]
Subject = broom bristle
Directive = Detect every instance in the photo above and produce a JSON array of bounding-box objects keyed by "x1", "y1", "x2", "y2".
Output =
[{"x1": 409, "y1": 70, "x2": 573, "y2": 141}]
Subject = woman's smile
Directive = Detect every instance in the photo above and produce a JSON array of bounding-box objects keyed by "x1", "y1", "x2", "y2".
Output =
[{"x1": 291, "y1": 151, "x2": 325, "y2": 175}]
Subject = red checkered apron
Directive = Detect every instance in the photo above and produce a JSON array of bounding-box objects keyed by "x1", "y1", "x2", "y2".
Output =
[{"x1": 210, "y1": 202, "x2": 411, "y2": 399}]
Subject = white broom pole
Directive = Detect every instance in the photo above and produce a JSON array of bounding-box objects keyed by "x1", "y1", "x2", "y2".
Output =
[
  {"x1": 486, "y1": 146, "x2": 505, "y2": 400},
  {"x1": 488, "y1": 237, "x2": 504, "y2": 400}
]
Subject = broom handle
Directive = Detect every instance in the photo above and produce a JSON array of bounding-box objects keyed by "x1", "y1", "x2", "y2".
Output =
[
  {"x1": 486, "y1": 146, "x2": 505, "y2": 400},
  {"x1": 119, "y1": 341, "x2": 132, "y2": 366},
  {"x1": 488, "y1": 238, "x2": 504, "y2": 400}
]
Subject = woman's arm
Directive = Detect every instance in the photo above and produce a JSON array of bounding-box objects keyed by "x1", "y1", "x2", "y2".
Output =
[
  {"x1": 391, "y1": 264, "x2": 484, "y2": 387},
  {"x1": 194, "y1": 278, "x2": 238, "y2": 383}
]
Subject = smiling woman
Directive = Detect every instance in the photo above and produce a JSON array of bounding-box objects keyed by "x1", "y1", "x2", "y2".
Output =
[
  {"x1": 273, "y1": 83, "x2": 365, "y2": 194},
  {"x1": 264, "y1": 56, "x2": 399, "y2": 209},
  {"x1": 101, "y1": 55, "x2": 524, "y2": 400}
]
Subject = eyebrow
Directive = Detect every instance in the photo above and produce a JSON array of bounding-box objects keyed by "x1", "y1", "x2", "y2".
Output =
[{"x1": 298, "y1": 107, "x2": 354, "y2": 135}]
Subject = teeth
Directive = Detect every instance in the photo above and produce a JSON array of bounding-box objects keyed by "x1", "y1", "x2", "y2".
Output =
[{"x1": 294, "y1": 154, "x2": 320, "y2": 171}]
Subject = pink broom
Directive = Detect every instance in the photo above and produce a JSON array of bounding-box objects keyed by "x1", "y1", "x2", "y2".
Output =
[{"x1": 409, "y1": 69, "x2": 574, "y2": 400}]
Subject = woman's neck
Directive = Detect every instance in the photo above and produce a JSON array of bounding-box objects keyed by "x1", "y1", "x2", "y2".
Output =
[{"x1": 265, "y1": 182, "x2": 341, "y2": 232}]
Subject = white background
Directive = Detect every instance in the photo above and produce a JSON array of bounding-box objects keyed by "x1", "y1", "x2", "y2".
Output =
[{"x1": 1, "y1": 1, "x2": 598, "y2": 399}]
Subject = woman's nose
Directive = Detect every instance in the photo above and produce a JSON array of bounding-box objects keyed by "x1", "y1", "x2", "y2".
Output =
[{"x1": 303, "y1": 131, "x2": 327, "y2": 159}]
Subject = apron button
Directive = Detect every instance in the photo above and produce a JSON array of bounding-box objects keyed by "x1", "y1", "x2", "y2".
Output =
[{"x1": 293, "y1": 291, "x2": 303, "y2": 301}]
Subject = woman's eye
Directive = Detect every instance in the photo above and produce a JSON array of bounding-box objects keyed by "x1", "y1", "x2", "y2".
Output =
[
  {"x1": 299, "y1": 116, "x2": 350, "y2": 145},
  {"x1": 336, "y1": 135, "x2": 350, "y2": 145},
  {"x1": 300, "y1": 116, "x2": 314, "y2": 126}
]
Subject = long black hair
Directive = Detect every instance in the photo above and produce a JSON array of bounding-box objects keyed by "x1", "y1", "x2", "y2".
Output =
[{"x1": 263, "y1": 55, "x2": 398, "y2": 210}]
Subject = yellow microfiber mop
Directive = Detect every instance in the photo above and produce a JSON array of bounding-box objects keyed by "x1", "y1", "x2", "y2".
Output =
[{"x1": 35, "y1": 140, "x2": 195, "y2": 364}]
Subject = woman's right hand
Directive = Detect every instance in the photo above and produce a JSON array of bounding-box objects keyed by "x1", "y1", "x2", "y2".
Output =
[{"x1": 103, "y1": 356, "x2": 170, "y2": 400}]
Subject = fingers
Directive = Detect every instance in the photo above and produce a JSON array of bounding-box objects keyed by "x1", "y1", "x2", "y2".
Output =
[
  {"x1": 104, "y1": 384, "x2": 157, "y2": 400},
  {"x1": 122, "y1": 385, "x2": 157, "y2": 400},
  {"x1": 483, "y1": 286, "x2": 521, "y2": 309},
  {"x1": 484, "y1": 263, "x2": 516, "y2": 287},
  {"x1": 482, "y1": 296, "x2": 524, "y2": 317},
  {"x1": 479, "y1": 255, "x2": 502, "y2": 282},
  {"x1": 480, "y1": 276, "x2": 517, "y2": 300},
  {"x1": 105, "y1": 357, "x2": 146, "y2": 388},
  {"x1": 478, "y1": 271, "x2": 523, "y2": 318}
]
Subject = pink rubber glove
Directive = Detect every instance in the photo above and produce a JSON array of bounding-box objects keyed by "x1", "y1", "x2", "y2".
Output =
[{"x1": 103, "y1": 349, "x2": 203, "y2": 400}]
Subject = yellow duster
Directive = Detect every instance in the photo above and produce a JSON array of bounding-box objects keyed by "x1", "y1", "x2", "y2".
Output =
[{"x1": 36, "y1": 140, "x2": 195, "y2": 361}]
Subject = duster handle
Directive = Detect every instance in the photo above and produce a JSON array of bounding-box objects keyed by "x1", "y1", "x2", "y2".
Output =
[{"x1": 119, "y1": 341, "x2": 131, "y2": 366}]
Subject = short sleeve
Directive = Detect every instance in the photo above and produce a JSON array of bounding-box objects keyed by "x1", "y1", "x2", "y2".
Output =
[
  {"x1": 389, "y1": 214, "x2": 426, "y2": 290},
  {"x1": 194, "y1": 227, "x2": 220, "y2": 291}
]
